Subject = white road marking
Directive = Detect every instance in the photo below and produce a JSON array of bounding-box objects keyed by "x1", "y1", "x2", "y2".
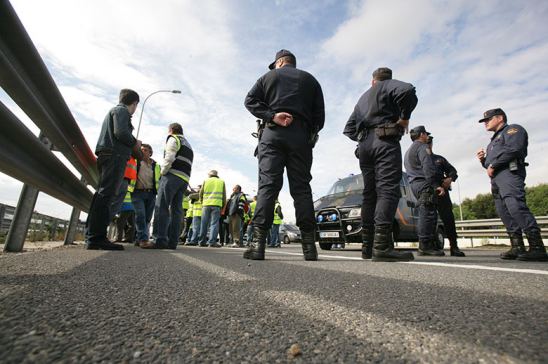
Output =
[
  {"x1": 261, "y1": 290, "x2": 510, "y2": 362},
  {"x1": 171, "y1": 252, "x2": 256, "y2": 281},
  {"x1": 266, "y1": 250, "x2": 548, "y2": 275}
]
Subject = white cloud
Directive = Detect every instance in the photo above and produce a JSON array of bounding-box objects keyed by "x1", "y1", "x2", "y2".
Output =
[{"x1": 1, "y1": 0, "x2": 547, "y2": 225}]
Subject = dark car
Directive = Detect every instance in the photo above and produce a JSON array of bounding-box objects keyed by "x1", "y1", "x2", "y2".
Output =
[
  {"x1": 314, "y1": 173, "x2": 445, "y2": 250},
  {"x1": 279, "y1": 224, "x2": 301, "y2": 244}
]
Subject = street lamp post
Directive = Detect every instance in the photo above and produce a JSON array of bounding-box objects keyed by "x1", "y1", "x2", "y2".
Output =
[
  {"x1": 136, "y1": 89, "x2": 181, "y2": 139},
  {"x1": 456, "y1": 180, "x2": 464, "y2": 221}
]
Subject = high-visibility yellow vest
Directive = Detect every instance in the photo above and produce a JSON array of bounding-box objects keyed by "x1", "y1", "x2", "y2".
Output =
[
  {"x1": 183, "y1": 195, "x2": 190, "y2": 210},
  {"x1": 128, "y1": 161, "x2": 161, "y2": 193},
  {"x1": 193, "y1": 199, "x2": 203, "y2": 217},
  {"x1": 201, "y1": 177, "x2": 224, "y2": 207},
  {"x1": 186, "y1": 205, "x2": 194, "y2": 218},
  {"x1": 250, "y1": 201, "x2": 257, "y2": 216},
  {"x1": 273, "y1": 202, "x2": 282, "y2": 225},
  {"x1": 124, "y1": 191, "x2": 132, "y2": 204}
]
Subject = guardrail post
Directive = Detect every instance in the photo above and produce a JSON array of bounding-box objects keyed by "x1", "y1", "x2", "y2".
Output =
[
  {"x1": 3, "y1": 133, "x2": 52, "y2": 252},
  {"x1": 3, "y1": 184, "x2": 40, "y2": 252},
  {"x1": 64, "y1": 206, "x2": 81, "y2": 245},
  {"x1": 64, "y1": 177, "x2": 86, "y2": 245},
  {"x1": 0, "y1": 204, "x2": 5, "y2": 233}
]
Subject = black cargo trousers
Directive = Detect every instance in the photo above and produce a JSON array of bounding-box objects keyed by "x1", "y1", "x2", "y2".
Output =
[
  {"x1": 358, "y1": 130, "x2": 402, "y2": 229},
  {"x1": 253, "y1": 121, "x2": 315, "y2": 233}
]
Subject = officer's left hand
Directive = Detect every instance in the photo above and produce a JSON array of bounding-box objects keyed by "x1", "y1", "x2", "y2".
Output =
[
  {"x1": 487, "y1": 165, "x2": 495, "y2": 178},
  {"x1": 441, "y1": 177, "x2": 452, "y2": 189},
  {"x1": 436, "y1": 187, "x2": 446, "y2": 197}
]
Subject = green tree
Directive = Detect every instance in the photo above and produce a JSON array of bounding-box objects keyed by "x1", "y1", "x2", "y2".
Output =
[
  {"x1": 525, "y1": 183, "x2": 548, "y2": 216},
  {"x1": 453, "y1": 183, "x2": 548, "y2": 220}
]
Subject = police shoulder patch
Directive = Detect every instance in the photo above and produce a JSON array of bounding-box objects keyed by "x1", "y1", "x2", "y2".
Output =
[{"x1": 507, "y1": 127, "x2": 519, "y2": 135}]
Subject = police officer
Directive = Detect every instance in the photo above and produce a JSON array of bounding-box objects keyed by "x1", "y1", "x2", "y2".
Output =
[
  {"x1": 427, "y1": 136, "x2": 465, "y2": 256},
  {"x1": 476, "y1": 108, "x2": 547, "y2": 261},
  {"x1": 343, "y1": 67, "x2": 416, "y2": 262},
  {"x1": 404, "y1": 126, "x2": 445, "y2": 256},
  {"x1": 244, "y1": 49, "x2": 325, "y2": 260}
]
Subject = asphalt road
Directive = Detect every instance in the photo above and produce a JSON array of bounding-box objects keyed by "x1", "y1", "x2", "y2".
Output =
[{"x1": 1, "y1": 243, "x2": 547, "y2": 363}]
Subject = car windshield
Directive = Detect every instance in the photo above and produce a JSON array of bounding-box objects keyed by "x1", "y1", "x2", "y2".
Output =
[
  {"x1": 326, "y1": 174, "x2": 364, "y2": 195},
  {"x1": 283, "y1": 225, "x2": 299, "y2": 231}
]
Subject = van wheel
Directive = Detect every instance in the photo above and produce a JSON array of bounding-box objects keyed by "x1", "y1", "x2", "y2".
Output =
[
  {"x1": 434, "y1": 227, "x2": 445, "y2": 250},
  {"x1": 284, "y1": 236, "x2": 290, "y2": 244},
  {"x1": 319, "y1": 243, "x2": 333, "y2": 250}
]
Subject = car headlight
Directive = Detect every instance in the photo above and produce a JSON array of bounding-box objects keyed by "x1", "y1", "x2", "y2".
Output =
[{"x1": 348, "y1": 208, "x2": 361, "y2": 218}]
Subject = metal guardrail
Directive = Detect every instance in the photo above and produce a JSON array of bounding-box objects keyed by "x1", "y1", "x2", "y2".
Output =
[
  {"x1": 0, "y1": 0, "x2": 98, "y2": 188},
  {"x1": 455, "y1": 216, "x2": 548, "y2": 238},
  {"x1": 0, "y1": 203, "x2": 85, "y2": 240},
  {"x1": 0, "y1": 1, "x2": 97, "y2": 252}
]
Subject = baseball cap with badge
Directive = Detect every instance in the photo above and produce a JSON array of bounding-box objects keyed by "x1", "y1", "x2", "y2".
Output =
[
  {"x1": 268, "y1": 49, "x2": 295, "y2": 70},
  {"x1": 478, "y1": 108, "x2": 506, "y2": 123}
]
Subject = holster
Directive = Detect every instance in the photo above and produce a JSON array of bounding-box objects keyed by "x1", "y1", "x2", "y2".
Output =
[
  {"x1": 418, "y1": 188, "x2": 436, "y2": 207},
  {"x1": 375, "y1": 123, "x2": 403, "y2": 140}
]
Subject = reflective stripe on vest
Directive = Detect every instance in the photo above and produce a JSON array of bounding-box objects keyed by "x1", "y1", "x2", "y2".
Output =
[
  {"x1": 192, "y1": 200, "x2": 202, "y2": 217},
  {"x1": 273, "y1": 202, "x2": 282, "y2": 225},
  {"x1": 124, "y1": 157, "x2": 137, "y2": 180},
  {"x1": 202, "y1": 177, "x2": 224, "y2": 207},
  {"x1": 169, "y1": 135, "x2": 193, "y2": 182}
]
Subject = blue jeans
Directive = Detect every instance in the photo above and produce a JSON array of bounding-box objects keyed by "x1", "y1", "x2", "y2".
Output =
[
  {"x1": 132, "y1": 190, "x2": 156, "y2": 242},
  {"x1": 154, "y1": 173, "x2": 187, "y2": 248},
  {"x1": 199, "y1": 206, "x2": 221, "y2": 245},
  {"x1": 190, "y1": 216, "x2": 202, "y2": 243},
  {"x1": 270, "y1": 224, "x2": 280, "y2": 247}
]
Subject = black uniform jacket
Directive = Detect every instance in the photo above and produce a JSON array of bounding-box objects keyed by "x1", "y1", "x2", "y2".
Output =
[
  {"x1": 432, "y1": 153, "x2": 458, "y2": 184},
  {"x1": 483, "y1": 123, "x2": 528, "y2": 171},
  {"x1": 343, "y1": 79, "x2": 417, "y2": 141},
  {"x1": 244, "y1": 65, "x2": 325, "y2": 131},
  {"x1": 404, "y1": 140, "x2": 438, "y2": 191}
]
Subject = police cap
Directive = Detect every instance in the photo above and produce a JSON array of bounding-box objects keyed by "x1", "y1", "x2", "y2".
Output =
[
  {"x1": 409, "y1": 125, "x2": 430, "y2": 141},
  {"x1": 372, "y1": 67, "x2": 393, "y2": 81},
  {"x1": 478, "y1": 108, "x2": 506, "y2": 123},
  {"x1": 268, "y1": 49, "x2": 295, "y2": 70}
]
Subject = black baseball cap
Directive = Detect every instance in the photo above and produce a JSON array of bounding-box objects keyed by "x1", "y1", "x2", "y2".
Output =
[
  {"x1": 410, "y1": 125, "x2": 431, "y2": 136},
  {"x1": 478, "y1": 108, "x2": 506, "y2": 123},
  {"x1": 268, "y1": 49, "x2": 295, "y2": 70}
]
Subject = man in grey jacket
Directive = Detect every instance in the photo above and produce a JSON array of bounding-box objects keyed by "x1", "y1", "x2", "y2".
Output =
[{"x1": 85, "y1": 89, "x2": 142, "y2": 250}]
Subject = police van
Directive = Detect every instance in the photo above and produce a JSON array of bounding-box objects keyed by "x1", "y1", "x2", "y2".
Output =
[{"x1": 314, "y1": 173, "x2": 445, "y2": 250}]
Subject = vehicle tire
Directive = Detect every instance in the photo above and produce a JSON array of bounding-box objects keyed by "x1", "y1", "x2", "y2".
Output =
[
  {"x1": 319, "y1": 243, "x2": 333, "y2": 250},
  {"x1": 434, "y1": 227, "x2": 445, "y2": 250},
  {"x1": 283, "y1": 235, "x2": 290, "y2": 244}
]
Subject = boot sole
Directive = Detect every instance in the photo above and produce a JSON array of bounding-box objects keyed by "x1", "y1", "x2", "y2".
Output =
[{"x1": 516, "y1": 256, "x2": 548, "y2": 262}]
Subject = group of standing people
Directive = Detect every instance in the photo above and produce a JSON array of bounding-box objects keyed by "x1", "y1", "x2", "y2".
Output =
[{"x1": 85, "y1": 50, "x2": 546, "y2": 263}]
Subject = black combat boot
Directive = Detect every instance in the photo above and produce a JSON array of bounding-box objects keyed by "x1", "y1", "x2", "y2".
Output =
[
  {"x1": 449, "y1": 237, "x2": 465, "y2": 257},
  {"x1": 300, "y1": 230, "x2": 318, "y2": 261},
  {"x1": 500, "y1": 233, "x2": 526, "y2": 260},
  {"x1": 243, "y1": 226, "x2": 267, "y2": 260},
  {"x1": 517, "y1": 230, "x2": 548, "y2": 261},
  {"x1": 361, "y1": 225, "x2": 374, "y2": 259},
  {"x1": 372, "y1": 225, "x2": 414, "y2": 262},
  {"x1": 418, "y1": 239, "x2": 445, "y2": 256}
]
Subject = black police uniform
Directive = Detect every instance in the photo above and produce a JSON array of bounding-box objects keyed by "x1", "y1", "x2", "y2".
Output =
[
  {"x1": 404, "y1": 140, "x2": 443, "y2": 255},
  {"x1": 482, "y1": 122, "x2": 546, "y2": 260},
  {"x1": 343, "y1": 77, "x2": 417, "y2": 261},
  {"x1": 431, "y1": 152, "x2": 464, "y2": 255},
  {"x1": 244, "y1": 58, "x2": 324, "y2": 260}
]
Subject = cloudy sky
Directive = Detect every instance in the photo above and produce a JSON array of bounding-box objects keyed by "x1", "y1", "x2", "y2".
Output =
[{"x1": 1, "y1": 0, "x2": 548, "y2": 222}]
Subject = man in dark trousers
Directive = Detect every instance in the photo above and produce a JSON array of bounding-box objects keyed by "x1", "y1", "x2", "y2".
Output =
[
  {"x1": 343, "y1": 67, "x2": 416, "y2": 262},
  {"x1": 85, "y1": 89, "x2": 141, "y2": 250},
  {"x1": 244, "y1": 49, "x2": 325, "y2": 260},
  {"x1": 427, "y1": 136, "x2": 465, "y2": 256},
  {"x1": 476, "y1": 108, "x2": 547, "y2": 261},
  {"x1": 404, "y1": 126, "x2": 445, "y2": 256}
]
